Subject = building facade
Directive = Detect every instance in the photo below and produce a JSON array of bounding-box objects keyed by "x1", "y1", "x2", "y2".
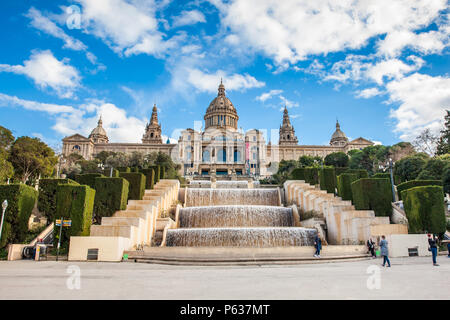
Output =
[{"x1": 62, "y1": 82, "x2": 374, "y2": 177}]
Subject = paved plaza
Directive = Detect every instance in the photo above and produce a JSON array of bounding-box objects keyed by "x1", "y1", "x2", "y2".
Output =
[{"x1": 0, "y1": 256, "x2": 449, "y2": 300}]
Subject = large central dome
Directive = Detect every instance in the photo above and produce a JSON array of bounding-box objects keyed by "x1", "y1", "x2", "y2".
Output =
[{"x1": 204, "y1": 81, "x2": 239, "y2": 131}]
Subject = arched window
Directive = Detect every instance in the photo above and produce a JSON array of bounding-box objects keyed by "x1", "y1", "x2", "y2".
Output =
[
  {"x1": 217, "y1": 148, "x2": 226, "y2": 163},
  {"x1": 202, "y1": 150, "x2": 210, "y2": 163}
]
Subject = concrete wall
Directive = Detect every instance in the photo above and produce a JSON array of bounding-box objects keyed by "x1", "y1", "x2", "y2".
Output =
[
  {"x1": 284, "y1": 180, "x2": 408, "y2": 245},
  {"x1": 385, "y1": 234, "x2": 431, "y2": 258},
  {"x1": 68, "y1": 179, "x2": 180, "y2": 262}
]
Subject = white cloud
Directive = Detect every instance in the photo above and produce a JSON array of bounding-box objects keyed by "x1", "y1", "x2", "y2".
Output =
[
  {"x1": 356, "y1": 88, "x2": 383, "y2": 99},
  {"x1": 26, "y1": 7, "x2": 86, "y2": 51},
  {"x1": 0, "y1": 93, "x2": 76, "y2": 114},
  {"x1": 73, "y1": 0, "x2": 180, "y2": 57},
  {"x1": 256, "y1": 89, "x2": 283, "y2": 102},
  {"x1": 172, "y1": 10, "x2": 206, "y2": 28},
  {"x1": 386, "y1": 73, "x2": 450, "y2": 141},
  {"x1": 279, "y1": 95, "x2": 299, "y2": 108},
  {"x1": 185, "y1": 68, "x2": 265, "y2": 93},
  {"x1": 213, "y1": 0, "x2": 447, "y2": 65},
  {"x1": 54, "y1": 100, "x2": 147, "y2": 143},
  {"x1": 0, "y1": 50, "x2": 81, "y2": 98},
  {"x1": 366, "y1": 56, "x2": 425, "y2": 85}
]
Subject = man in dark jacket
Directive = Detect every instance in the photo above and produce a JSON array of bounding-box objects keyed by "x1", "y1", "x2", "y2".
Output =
[
  {"x1": 314, "y1": 234, "x2": 322, "y2": 258},
  {"x1": 428, "y1": 234, "x2": 439, "y2": 266},
  {"x1": 367, "y1": 238, "x2": 376, "y2": 258}
]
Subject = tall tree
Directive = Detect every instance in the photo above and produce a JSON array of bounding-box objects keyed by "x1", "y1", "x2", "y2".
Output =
[
  {"x1": 413, "y1": 128, "x2": 438, "y2": 156},
  {"x1": 9, "y1": 137, "x2": 58, "y2": 183},
  {"x1": 0, "y1": 150, "x2": 14, "y2": 182},
  {"x1": 324, "y1": 152, "x2": 349, "y2": 167},
  {"x1": 436, "y1": 110, "x2": 450, "y2": 156},
  {"x1": 394, "y1": 154, "x2": 428, "y2": 183}
]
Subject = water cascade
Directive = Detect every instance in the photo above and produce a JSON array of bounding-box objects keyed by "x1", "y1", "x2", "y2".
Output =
[
  {"x1": 185, "y1": 188, "x2": 279, "y2": 207},
  {"x1": 215, "y1": 181, "x2": 249, "y2": 189}
]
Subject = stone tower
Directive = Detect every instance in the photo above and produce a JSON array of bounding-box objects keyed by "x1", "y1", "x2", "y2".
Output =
[
  {"x1": 89, "y1": 116, "x2": 109, "y2": 144},
  {"x1": 279, "y1": 106, "x2": 298, "y2": 146},
  {"x1": 142, "y1": 104, "x2": 162, "y2": 144},
  {"x1": 204, "y1": 80, "x2": 239, "y2": 131},
  {"x1": 330, "y1": 120, "x2": 349, "y2": 147}
]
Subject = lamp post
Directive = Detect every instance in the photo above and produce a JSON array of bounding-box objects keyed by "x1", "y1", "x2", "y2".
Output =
[
  {"x1": 57, "y1": 155, "x2": 66, "y2": 179},
  {"x1": 388, "y1": 158, "x2": 396, "y2": 202},
  {"x1": 0, "y1": 200, "x2": 8, "y2": 245}
]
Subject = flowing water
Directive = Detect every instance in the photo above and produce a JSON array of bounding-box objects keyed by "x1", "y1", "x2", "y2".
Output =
[
  {"x1": 185, "y1": 188, "x2": 279, "y2": 207},
  {"x1": 179, "y1": 205, "x2": 294, "y2": 228},
  {"x1": 215, "y1": 181, "x2": 249, "y2": 189}
]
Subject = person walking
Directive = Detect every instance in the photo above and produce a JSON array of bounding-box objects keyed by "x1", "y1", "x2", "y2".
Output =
[
  {"x1": 367, "y1": 238, "x2": 376, "y2": 258},
  {"x1": 447, "y1": 242, "x2": 450, "y2": 258},
  {"x1": 314, "y1": 234, "x2": 322, "y2": 258},
  {"x1": 428, "y1": 234, "x2": 439, "y2": 266},
  {"x1": 379, "y1": 235, "x2": 391, "y2": 267}
]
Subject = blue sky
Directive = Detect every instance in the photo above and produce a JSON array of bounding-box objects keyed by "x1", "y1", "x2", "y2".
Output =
[{"x1": 0, "y1": 0, "x2": 449, "y2": 152}]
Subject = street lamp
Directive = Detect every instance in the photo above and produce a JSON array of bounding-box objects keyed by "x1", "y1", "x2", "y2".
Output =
[
  {"x1": 57, "y1": 155, "x2": 66, "y2": 179},
  {"x1": 388, "y1": 158, "x2": 396, "y2": 202},
  {"x1": 0, "y1": 200, "x2": 8, "y2": 245}
]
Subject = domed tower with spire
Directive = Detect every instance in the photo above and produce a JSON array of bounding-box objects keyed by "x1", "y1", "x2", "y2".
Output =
[
  {"x1": 279, "y1": 106, "x2": 298, "y2": 146},
  {"x1": 204, "y1": 80, "x2": 239, "y2": 131},
  {"x1": 89, "y1": 116, "x2": 109, "y2": 144},
  {"x1": 142, "y1": 104, "x2": 162, "y2": 144},
  {"x1": 330, "y1": 119, "x2": 349, "y2": 147}
]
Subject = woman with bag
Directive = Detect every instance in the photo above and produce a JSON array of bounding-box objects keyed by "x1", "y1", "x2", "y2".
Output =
[{"x1": 379, "y1": 235, "x2": 391, "y2": 267}]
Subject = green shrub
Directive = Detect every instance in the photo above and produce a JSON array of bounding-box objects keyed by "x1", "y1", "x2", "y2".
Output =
[
  {"x1": 0, "y1": 184, "x2": 38, "y2": 248},
  {"x1": 116, "y1": 167, "x2": 131, "y2": 173},
  {"x1": 319, "y1": 167, "x2": 336, "y2": 194},
  {"x1": 346, "y1": 169, "x2": 369, "y2": 179},
  {"x1": 290, "y1": 168, "x2": 305, "y2": 180},
  {"x1": 119, "y1": 172, "x2": 146, "y2": 200},
  {"x1": 74, "y1": 173, "x2": 104, "y2": 189},
  {"x1": 38, "y1": 178, "x2": 79, "y2": 222},
  {"x1": 304, "y1": 167, "x2": 319, "y2": 185},
  {"x1": 160, "y1": 166, "x2": 166, "y2": 180},
  {"x1": 103, "y1": 168, "x2": 119, "y2": 177},
  {"x1": 402, "y1": 186, "x2": 446, "y2": 234},
  {"x1": 130, "y1": 167, "x2": 139, "y2": 173},
  {"x1": 337, "y1": 173, "x2": 358, "y2": 201},
  {"x1": 150, "y1": 166, "x2": 161, "y2": 183},
  {"x1": 397, "y1": 180, "x2": 443, "y2": 201},
  {"x1": 55, "y1": 185, "x2": 95, "y2": 249},
  {"x1": 140, "y1": 168, "x2": 155, "y2": 190},
  {"x1": 335, "y1": 167, "x2": 349, "y2": 177},
  {"x1": 93, "y1": 177, "x2": 129, "y2": 220},
  {"x1": 351, "y1": 178, "x2": 393, "y2": 217},
  {"x1": 372, "y1": 173, "x2": 391, "y2": 179}
]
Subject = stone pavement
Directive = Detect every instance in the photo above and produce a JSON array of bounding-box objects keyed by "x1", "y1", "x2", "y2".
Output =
[{"x1": 0, "y1": 256, "x2": 448, "y2": 300}]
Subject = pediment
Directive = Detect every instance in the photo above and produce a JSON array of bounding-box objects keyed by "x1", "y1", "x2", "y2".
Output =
[
  {"x1": 349, "y1": 137, "x2": 373, "y2": 145},
  {"x1": 63, "y1": 134, "x2": 90, "y2": 142}
]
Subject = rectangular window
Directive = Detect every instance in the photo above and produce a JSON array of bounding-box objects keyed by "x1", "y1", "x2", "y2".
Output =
[{"x1": 87, "y1": 249, "x2": 99, "y2": 261}]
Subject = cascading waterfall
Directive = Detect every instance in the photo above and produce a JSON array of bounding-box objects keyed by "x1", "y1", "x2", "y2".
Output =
[
  {"x1": 215, "y1": 181, "x2": 249, "y2": 189},
  {"x1": 188, "y1": 180, "x2": 212, "y2": 188},
  {"x1": 167, "y1": 187, "x2": 317, "y2": 247},
  {"x1": 185, "y1": 188, "x2": 279, "y2": 207},
  {"x1": 166, "y1": 228, "x2": 317, "y2": 247},
  {"x1": 179, "y1": 206, "x2": 294, "y2": 228}
]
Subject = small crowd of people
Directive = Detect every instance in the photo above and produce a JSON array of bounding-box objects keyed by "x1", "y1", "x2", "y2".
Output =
[{"x1": 313, "y1": 233, "x2": 450, "y2": 267}]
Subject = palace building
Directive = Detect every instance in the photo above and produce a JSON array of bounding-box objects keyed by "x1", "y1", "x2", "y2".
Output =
[{"x1": 62, "y1": 81, "x2": 373, "y2": 177}]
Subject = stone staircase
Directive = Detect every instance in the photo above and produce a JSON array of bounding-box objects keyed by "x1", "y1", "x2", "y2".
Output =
[
  {"x1": 68, "y1": 180, "x2": 180, "y2": 262},
  {"x1": 284, "y1": 180, "x2": 408, "y2": 245}
]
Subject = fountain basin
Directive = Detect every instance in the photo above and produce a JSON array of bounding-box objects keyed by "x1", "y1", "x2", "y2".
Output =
[{"x1": 185, "y1": 188, "x2": 279, "y2": 207}]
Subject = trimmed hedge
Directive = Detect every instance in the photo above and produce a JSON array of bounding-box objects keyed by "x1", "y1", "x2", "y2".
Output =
[
  {"x1": 346, "y1": 169, "x2": 369, "y2": 179},
  {"x1": 319, "y1": 167, "x2": 336, "y2": 194},
  {"x1": 140, "y1": 168, "x2": 155, "y2": 190},
  {"x1": 130, "y1": 167, "x2": 140, "y2": 173},
  {"x1": 38, "y1": 178, "x2": 79, "y2": 222},
  {"x1": 351, "y1": 178, "x2": 393, "y2": 217},
  {"x1": 160, "y1": 166, "x2": 166, "y2": 180},
  {"x1": 93, "y1": 177, "x2": 129, "y2": 220},
  {"x1": 119, "y1": 172, "x2": 146, "y2": 200},
  {"x1": 150, "y1": 166, "x2": 161, "y2": 184},
  {"x1": 55, "y1": 185, "x2": 95, "y2": 249},
  {"x1": 290, "y1": 168, "x2": 305, "y2": 180},
  {"x1": 74, "y1": 173, "x2": 104, "y2": 190},
  {"x1": 0, "y1": 184, "x2": 38, "y2": 248},
  {"x1": 116, "y1": 167, "x2": 131, "y2": 173},
  {"x1": 397, "y1": 180, "x2": 443, "y2": 201},
  {"x1": 372, "y1": 173, "x2": 391, "y2": 179},
  {"x1": 304, "y1": 167, "x2": 319, "y2": 185},
  {"x1": 402, "y1": 186, "x2": 446, "y2": 234},
  {"x1": 335, "y1": 167, "x2": 349, "y2": 177},
  {"x1": 103, "y1": 168, "x2": 119, "y2": 177},
  {"x1": 337, "y1": 173, "x2": 358, "y2": 201}
]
